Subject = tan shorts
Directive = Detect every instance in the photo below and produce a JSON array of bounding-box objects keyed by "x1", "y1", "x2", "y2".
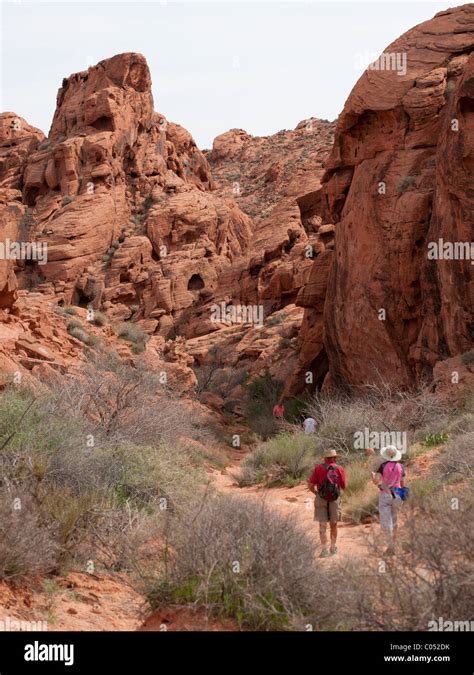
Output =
[{"x1": 314, "y1": 494, "x2": 342, "y2": 523}]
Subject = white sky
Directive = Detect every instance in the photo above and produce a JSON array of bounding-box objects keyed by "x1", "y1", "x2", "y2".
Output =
[{"x1": 1, "y1": 0, "x2": 448, "y2": 149}]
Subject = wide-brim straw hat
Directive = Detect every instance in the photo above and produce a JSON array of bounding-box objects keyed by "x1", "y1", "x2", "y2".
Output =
[
  {"x1": 323, "y1": 448, "x2": 338, "y2": 459},
  {"x1": 380, "y1": 445, "x2": 402, "y2": 462}
]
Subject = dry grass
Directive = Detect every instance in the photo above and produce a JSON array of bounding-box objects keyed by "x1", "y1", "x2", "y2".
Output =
[
  {"x1": 328, "y1": 497, "x2": 474, "y2": 630},
  {"x1": 141, "y1": 494, "x2": 335, "y2": 630},
  {"x1": 0, "y1": 354, "x2": 209, "y2": 578},
  {"x1": 235, "y1": 431, "x2": 315, "y2": 487}
]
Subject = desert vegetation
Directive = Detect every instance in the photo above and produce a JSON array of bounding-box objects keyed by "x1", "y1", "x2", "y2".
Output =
[
  {"x1": 0, "y1": 355, "x2": 472, "y2": 631},
  {"x1": 0, "y1": 353, "x2": 210, "y2": 580},
  {"x1": 234, "y1": 384, "x2": 472, "y2": 524}
]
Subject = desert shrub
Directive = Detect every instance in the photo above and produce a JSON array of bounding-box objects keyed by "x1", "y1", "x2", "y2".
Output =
[
  {"x1": 283, "y1": 394, "x2": 311, "y2": 423},
  {"x1": 67, "y1": 318, "x2": 82, "y2": 331},
  {"x1": 62, "y1": 195, "x2": 74, "y2": 206},
  {"x1": 67, "y1": 325, "x2": 100, "y2": 347},
  {"x1": 435, "y1": 431, "x2": 474, "y2": 480},
  {"x1": 306, "y1": 394, "x2": 384, "y2": 456},
  {"x1": 63, "y1": 305, "x2": 77, "y2": 315},
  {"x1": 307, "y1": 386, "x2": 449, "y2": 457},
  {"x1": 90, "y1": 310, "x2": 107, "y2": 327},
  {"x1": 195, "y1": 365, "x2": 248, "y2": 399},
  {"x1": 37, "y1": 140, "x2": 51, "y2": 151},
  {"x1": 235, "y1": 431, "x2": 315, "y2": 486},
  {"x1": 114, "y1": 321, "x2": 148, "y2": 348},
  {"x1": 266, "y1": 312, "x2": 287, "y2": 327},
  {"x1": 333, "y1": 498, "x2": 474, "y2": 630},
  {"x1": 244, "y1": 372, "x2": 283, "y2": 438},
  {"x1": 0, "y1": 490, "x2": 58, "y2": 580},
  {"x1": 444, "y1": 78, "x2": 456, "y2": 99},
  {"x1": 422, "y1": 432, "x2": 449, "y2": 447},
  {"x1": 0, "y1": 364, "x2": 208, "y2": 576},
  {"x1": 142, "y1": 495, "x2": 334, "y2": 630},
  {"x1": 56, "y1": 352, "x2": 211, "y2": 449}
]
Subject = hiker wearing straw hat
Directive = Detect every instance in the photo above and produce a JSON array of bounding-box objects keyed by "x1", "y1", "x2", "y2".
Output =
[
  {"x1": 372, "y1": 445, "x2": 407, "y2": 555},
  {"x1": 308, "y1": 448, "x2": 347, "y2": 558}
]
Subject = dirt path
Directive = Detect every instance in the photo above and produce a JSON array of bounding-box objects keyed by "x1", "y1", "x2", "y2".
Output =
[{"x1": 209, "y1": 462, "x2": 376, "y2": 561}]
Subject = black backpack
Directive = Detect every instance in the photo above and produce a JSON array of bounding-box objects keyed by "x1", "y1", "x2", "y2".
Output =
[{"x1": 319, "y1": 463, "x2": 341, "y2": 502}]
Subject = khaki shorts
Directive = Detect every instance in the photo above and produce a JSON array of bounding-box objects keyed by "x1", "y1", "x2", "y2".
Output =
[{"x1": 314, "y1": 494, "x2": 342, "y2": 523}]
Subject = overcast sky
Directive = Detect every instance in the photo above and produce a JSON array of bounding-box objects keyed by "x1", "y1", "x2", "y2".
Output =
[{"x1": 1, "y1": 0, "x2": 448, "y2": 149}]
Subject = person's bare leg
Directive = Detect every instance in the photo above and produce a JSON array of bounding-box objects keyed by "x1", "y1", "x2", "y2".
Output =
[
  {"x1": 319, "y1": 523, "x2": 329, "y2": 556},
  {"x1": 330, "y1": 523, "x2": 338, "y2": 553},
  {"x1": 319, "y1": 522, "x2": 328, "y2": 546}
]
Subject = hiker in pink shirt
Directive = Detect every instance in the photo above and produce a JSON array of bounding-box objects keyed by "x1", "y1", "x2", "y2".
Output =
[{"x1": 372, "y1": 445, "x2": 406, "y2": 555}]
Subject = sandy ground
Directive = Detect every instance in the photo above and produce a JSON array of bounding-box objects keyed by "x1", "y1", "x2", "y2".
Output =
[{"x1": 0, "y1": 572, "x2": 144, "y2": 631}]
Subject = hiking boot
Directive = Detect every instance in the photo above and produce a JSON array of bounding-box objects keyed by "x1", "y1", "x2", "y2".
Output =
[
  {"x1": 319, "y1": 548, "x2": 330, "y2": 558},
  {"x1": 330, "y1": 546, "x2": 338, "y2": 556}
]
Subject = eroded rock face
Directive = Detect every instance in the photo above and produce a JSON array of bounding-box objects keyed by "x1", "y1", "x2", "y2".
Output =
[
  {"x1": 204, "y1": 119, "x2": 335, "y2": 318},
  {"x1": 0, "y1": 114, "x2": 44, "y2": 308},
  {"x1": 290, "y1": 5, "x2": 474, "y2": 393},
  {"x1": 0, "y1": 53, "x2": 251, "y2": 337}
]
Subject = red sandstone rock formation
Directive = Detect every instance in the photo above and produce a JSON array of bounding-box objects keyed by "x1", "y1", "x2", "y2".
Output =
[
  {"x1": 289, "y1": 5, "x2": 474, "y2": 394},
  {"x1": 1, "y1": 54, "x2": 252, "y2": 338},
  {"x1": 2, "y1": 5, "x2": 472, "y2": 402}
]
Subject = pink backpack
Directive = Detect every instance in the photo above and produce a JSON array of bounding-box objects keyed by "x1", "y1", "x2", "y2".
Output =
[{"x1": 382, "y1": 461, "x2": 403, "y2": 489}]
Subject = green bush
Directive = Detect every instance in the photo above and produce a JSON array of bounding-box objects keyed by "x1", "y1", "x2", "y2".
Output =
[
  {"x1": 62, "y1": 195, "x2": 74, "y2": 206},
  {"x1": 236, "y1": 431, "x2": 315, "y2": 487},
  {"x1": 422, "y1": 432, "x2": 449, "y2": 447}
]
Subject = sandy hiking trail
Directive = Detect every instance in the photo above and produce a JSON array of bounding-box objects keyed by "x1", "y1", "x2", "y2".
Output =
[{"x1": 209, "y1": 460, "x2": 377, "y2": 561}]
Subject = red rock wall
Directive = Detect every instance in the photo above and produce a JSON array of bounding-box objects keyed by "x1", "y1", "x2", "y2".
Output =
[{"x1": 292, "y1": 5, "x2": 474, "y2": 393}]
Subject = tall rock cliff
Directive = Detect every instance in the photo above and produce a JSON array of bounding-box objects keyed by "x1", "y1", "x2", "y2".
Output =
[{"x1": 290, "y1": 4, "x2": 474, "y2": 393}]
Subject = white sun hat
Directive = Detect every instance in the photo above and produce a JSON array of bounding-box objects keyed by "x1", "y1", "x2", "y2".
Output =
[{"x1": 380, "y1": 445, "x2": 403, "y2": 462}]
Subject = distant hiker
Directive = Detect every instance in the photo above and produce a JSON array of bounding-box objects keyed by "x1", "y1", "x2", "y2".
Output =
[
  {"x1": 272, "y1": 401, "x2": 285, "y2": 419},
  {"x1": 372, "y1": 445, "x2": 406, "y2": 555},
  {"x1": 308, "y1": 449, "x2": 346, "y2": 557},
  {"x1": 303, "y1": 416, "x2": 317, "y2": 435}
]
